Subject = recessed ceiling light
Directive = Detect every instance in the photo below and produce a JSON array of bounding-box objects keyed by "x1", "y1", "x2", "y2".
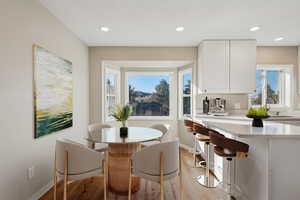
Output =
[
  {"x1": 176, "y1": 26, "x2": 184, "y2": 32},
  {"x1": 100, "y1": 26, "x2": 110, "y2": 32},
  {"x1": 250, "y1": 26, "x2": 260, "y2": 32},
  {"x1": 274, "y1": 37, "x2": 284, "y2": 41}
]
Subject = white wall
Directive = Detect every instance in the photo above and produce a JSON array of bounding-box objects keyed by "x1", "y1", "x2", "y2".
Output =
[{"x1": 0, "y1": 0, "x2": 89, "y2": 199}]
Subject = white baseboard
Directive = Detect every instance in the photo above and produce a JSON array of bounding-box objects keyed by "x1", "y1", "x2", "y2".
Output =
[{"x1": 29, "y1": 180, "x2": 53, "y2": 200}]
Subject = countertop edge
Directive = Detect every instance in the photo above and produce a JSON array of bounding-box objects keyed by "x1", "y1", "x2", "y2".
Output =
[{"x1": 191, "y1": 117, "x2": 300, "y2": 138}]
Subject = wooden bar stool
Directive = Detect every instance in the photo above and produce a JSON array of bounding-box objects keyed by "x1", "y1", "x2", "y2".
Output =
[
  {"x1": 209, "y1": 131, "x2": 249, "y2": 200},
  {"x1": 184, "y1": 119, "x2": 202, "y2": 167},
  {"x1": 193, "y1": 123, "x2": 219, "y2": 188}
]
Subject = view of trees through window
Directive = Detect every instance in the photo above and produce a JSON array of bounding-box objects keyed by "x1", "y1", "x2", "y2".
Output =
[
  {"x1": 128, "y1": 75, "x2": 170, "y2": 116},
  {"x1": 183, "y1": 73, "x2": 191, "y2": 115},
  {"x1": 105, "y1": 72, "x2": 117, "y2": 116},
  {"x1": 251, "y1": 70, "x2": 280, "y2": 105}
]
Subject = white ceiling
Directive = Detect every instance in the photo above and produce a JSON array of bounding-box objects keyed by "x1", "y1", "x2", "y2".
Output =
[{"x1": 39, "y1": 0, "x2": 300, "y2": 47}]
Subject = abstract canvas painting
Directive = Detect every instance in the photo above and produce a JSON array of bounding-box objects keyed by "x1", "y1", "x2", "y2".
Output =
[{"x1": 33, "y1": 45, "x2": 73, "y2": 138}]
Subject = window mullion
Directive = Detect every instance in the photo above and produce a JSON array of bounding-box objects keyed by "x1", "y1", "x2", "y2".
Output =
[
  {"x1": 262, "y1": 70, "x2": 267, "y2": 106},
  {"x1": 279, "y1": 70, "x2": 285, "y2": 105}
]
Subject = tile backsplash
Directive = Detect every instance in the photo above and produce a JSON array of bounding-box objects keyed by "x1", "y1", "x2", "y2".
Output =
[{"x1": 196, "y1": 94, "x2": 249, "y2": 112}]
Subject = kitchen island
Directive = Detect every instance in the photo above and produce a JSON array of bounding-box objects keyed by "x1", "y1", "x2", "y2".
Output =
[{"x1": 192, "y1": 117, "x2": 300, "y2": 200}]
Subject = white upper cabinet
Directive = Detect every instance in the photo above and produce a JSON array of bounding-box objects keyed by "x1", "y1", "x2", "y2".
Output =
[
  {"x1": 229, "y1": 40, "x2": 256, "y2": 93},
  {"x1": 198, "y1": 39, "x2": 256, "y2": 94},
  {"x1": 198, "y1": 40, "x2": 230, "y2": 93},
  {"x1": 298, "y1": 46, "x2": 300, "y2": 94}
]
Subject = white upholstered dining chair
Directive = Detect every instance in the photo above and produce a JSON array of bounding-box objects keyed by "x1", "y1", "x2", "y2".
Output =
[
  {"x1": 54, "y1": 138, "x2": 108, "y2": 200},
  {"x1": 128, "y1": 140, "x2": 181, "y2": 200},
  {"x1": 87, "y1": 123, "x2": 111, "y2": 151},
  {"x1": 142, "y1": 124, "x2": 170, "y2": 146}
]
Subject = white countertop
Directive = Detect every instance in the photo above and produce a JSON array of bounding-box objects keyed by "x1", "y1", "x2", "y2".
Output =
[
  {"x1": 192, "y1": 117, "x2": 300, "y2": 138},
  {"x1": 196, "y1": 113, "x2": 300, "y2": 121}
]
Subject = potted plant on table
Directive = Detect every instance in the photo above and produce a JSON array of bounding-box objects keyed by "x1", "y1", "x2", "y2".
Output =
[
  {"x1": 111, "y1": 104, "x2": 132, "y2": 137},
  {"x1": 246, "y1": 107, "x2": 270, "y2": 127}
]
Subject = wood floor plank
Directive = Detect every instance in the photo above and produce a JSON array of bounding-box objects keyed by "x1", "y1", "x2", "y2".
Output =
[{"x1": 40, "y1": 149, "x2": 225, "y2": 200}]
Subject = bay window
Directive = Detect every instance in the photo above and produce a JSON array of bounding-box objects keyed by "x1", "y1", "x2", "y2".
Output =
[
  {"x1": 179, "y1": 68, "x2": 192, "y2": 117},
  {"x1": 125, "y1": 71, "x2": 175, "y2": 119},
  {"x1": 103, "y1": 67, "x2": 120, "y2": 121}
]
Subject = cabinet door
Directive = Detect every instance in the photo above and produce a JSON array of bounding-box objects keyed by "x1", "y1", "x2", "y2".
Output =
[
  {"x1": 298, "y1": 47, "x2": 300, "y2": 94},
  {"x1": 199, "y1": 40, "x2": 230, "y2": 93},
  {"x1": 230, "y1": 40, "x2": 256, "y2": 93}
]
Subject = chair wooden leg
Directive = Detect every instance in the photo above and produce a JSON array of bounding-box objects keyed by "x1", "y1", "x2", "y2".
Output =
[
  {"x1": 83, "y1": 183, "x2": 87, "y2": 193},
  {"x1": 103, "y1": 159, "x2": 107, "y2": 200},
  {"x1": 193, "y1": 134, "x2": 197, "y2": 167},
  {"x1": 179, "y1": 150, "x2": 183, "y2": 200},
  {"x1": 63, "y1": 151, "x2": 68, "y2": 200},
  {"x1": 54, "y1": 154, "x2": 57, "y2": 200},
  {"x1": 128, "y1": 159, "x2": 132, "y2": 200},
  {"x1": 160, "y1": 152, "x2": 164, "y2": 200},
  {"x1": 54, "y1": 172, "x2": 57, "y2": 200},
  {"x1": 179, "y1": 173, "x2": 183, "y2": 200}
]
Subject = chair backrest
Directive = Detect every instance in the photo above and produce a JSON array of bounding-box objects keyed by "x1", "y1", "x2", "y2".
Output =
[
  {"x1": 88, "y1": 123, "x2": 112, "y2": 133},
  {"x1": 55, "y1": 138, "x2": 104, "y2": 175},
  {"x1": 150, "y1": 124, "x2": 170, "y2": 139},
  {"x1": 209, "y1": 131, "x2": 249, "y2": 153},
  {"x1": 88, "y1": 123, "x2": 112, "y2": 139},
  {"x1": 132, "y1": 141, "x2": 179, "y2": 178}
]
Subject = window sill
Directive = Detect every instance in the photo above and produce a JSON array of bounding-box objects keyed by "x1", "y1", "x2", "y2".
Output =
[{"x1": 251, "y1": 105, "x2": 291, "y2": 111}]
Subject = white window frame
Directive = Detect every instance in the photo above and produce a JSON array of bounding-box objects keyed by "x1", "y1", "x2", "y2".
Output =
[
  {"x1": 102, "y1": 65, "x2": 121, "y2": 122},
  {"x1": 178, "y1": 68, "x2": 192, "y2": 118},
  {"x1": 124, "y1": 71, "x2": 176, "y2": 120},
  {"x1": 249, "y1": 64, "x2": 293, "y2": 109}
]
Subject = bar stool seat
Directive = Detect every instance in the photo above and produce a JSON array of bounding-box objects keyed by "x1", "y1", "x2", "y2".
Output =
[
  {"x1": 210, "y1": 131, "x2": 249, "y2": 200},
  {"x1": 193, "y1": 123, "x2": 219, "y2": 188},
  {"x1": 214, "y1": 146, "x2": 236, "y2": 157},
  {"x1": 184, "y1": 119, "x2": 200, "y2": 167},
  {"x1": 196, "y1": 134, "x2": 210, "y2": 142}
]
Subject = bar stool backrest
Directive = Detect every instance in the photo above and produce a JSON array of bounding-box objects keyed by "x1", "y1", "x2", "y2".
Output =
[
  {"x1": 184, "y1": 119, "x2": 194, "y2": 133},
  {"x1": 209, "y1": 131, "x2": 249, "y2": 153},
  {"x1": 184, "y1": 119, "x2": 194, "y2": 128},
  {"x1": 193, "y1": 123, "x2": 211, "y2": 136}
]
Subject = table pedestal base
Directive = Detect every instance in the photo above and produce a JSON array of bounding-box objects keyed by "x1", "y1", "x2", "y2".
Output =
[{"x1": 108, "y1": 143, "x2": 141, "y2": 195}]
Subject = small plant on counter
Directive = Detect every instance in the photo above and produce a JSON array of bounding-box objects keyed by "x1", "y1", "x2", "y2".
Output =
[
  {"x1": 247, "y1": 108, "x2": 257, "y2": 116},
  {"x1": 247, "y1": 107, "x2": 269, "y2": 117},
  {"x1": 256, "y1": 107, "x2": 269, "y2": 117},
  {"x1": 247, "y1": 107, "x2": 269, "y2": 127}
]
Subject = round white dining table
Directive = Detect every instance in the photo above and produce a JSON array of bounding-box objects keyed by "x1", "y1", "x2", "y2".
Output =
[{"x1": 89, "y1": 127, "x2": 163, "y2": 194}]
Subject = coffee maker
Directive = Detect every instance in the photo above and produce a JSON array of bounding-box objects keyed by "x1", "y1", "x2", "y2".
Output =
[{"x1": 209, "y1": 98, "x2": 227, "y2": 115}]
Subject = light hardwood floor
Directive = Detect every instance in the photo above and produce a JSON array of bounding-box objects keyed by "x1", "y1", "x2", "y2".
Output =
[{"x1": 40, "y1": 149, "x2": 225, "y2": 200}]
